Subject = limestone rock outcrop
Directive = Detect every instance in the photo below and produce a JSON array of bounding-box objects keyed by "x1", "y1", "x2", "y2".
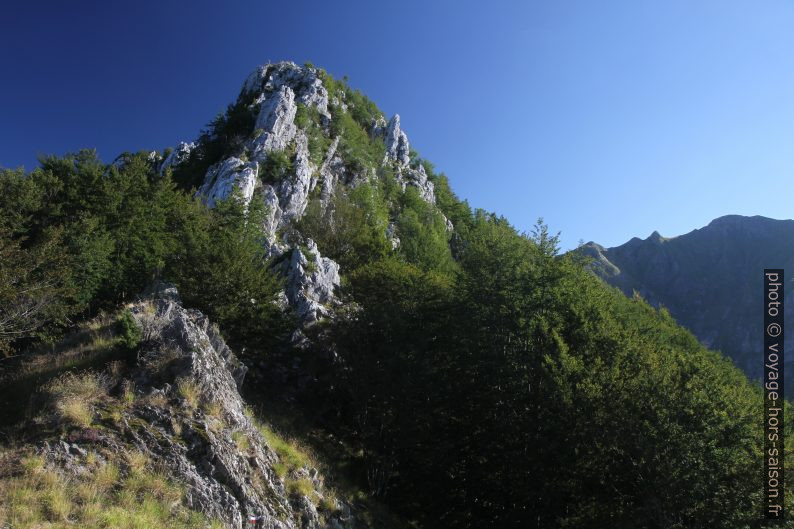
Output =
[
  {"x1": 197, "y1": 157, "x2": 258, "y2": 208},
  {"x1": 159, "y1": 141, "x2": 195, "y2": 175},
  {"x1": 159, "y1": 61, "x2": 445, "y2": 326},
  {"x1": 37, "y1": 284, "x2": 349, "y2": 529},
  {"x1": 282, "y1": 241, "x2": 341, "y2": 323}
]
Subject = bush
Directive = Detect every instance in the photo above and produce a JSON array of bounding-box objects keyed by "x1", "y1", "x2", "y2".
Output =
[
  {"x1": 172, "y1": 99, "x2": 257, "y2": 191},
  {"x1": 395, "y1": 187, "x2": 457, "y2": 275},
  {"x1": 296, "y1": 184, "x2": 391, "y2": 272},
  {"x1": 176, "y1": 378, "x2": 199, "y2": 410},
  {"x1": 258, "y1": 148, "x2": 294, "y2": 184},
  {"x1": 116, "y1": 310, "x2": 141, "y2": 351},
  {"x1": 258, "y1": 423, "x2": 312, "y2": 478},
  {"x1": 166, "y1": 190, "x2": 291, "y2": 352},
  {"x1": 330, "y1": 107, "x2": 385, "y2": 174}
]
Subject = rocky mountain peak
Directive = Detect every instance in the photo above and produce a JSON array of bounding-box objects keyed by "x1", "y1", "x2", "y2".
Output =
[{"x1": 161, "y1": 61, "x2": 444, "y2": 325}]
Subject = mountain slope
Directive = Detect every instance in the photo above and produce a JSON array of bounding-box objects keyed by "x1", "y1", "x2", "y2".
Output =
[
  {"x1": 0, "y1": 284, "x2": 369, "y2": 528},
  {"x1": 580, "y1": 214, "x2": 794, "y2": 387},
  {"x1": 0, "y1": 62, "x2": 789, "y2": 528}
]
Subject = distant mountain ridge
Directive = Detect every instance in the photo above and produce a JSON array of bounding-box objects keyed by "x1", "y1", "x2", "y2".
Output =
[{"x1": 580, "y1": 214, "x2": 794, "y2": 390}]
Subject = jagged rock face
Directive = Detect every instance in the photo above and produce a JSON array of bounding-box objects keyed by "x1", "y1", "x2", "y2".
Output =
[
  {"x1": 384, "y1": 115, "x2": 410, "y2": 166},
  {"x1": 163, "y1": 61, "x2": 445, "y2": 326},
  {"x1": 38, "y1": 284, "x2": 348, "y2": 529},
  {"x1": 279, "y1": 133, "x2": 316, "y2": 221},
  {"x1": 159, "y1": 141, "x2": 195, "y2": 175},
  {"x1": 243, "y1": 63, "x2": 330, "y2": 120},
  {"x1": 282, "y1": 240, "x2": 341, "y2": 323},
  {"x1": 378, "y1": 114, "x2": 436, "y2": 204},
  {"x1": 208, "y1": 62, "x2": 342, "y2": 325},
  {"x1": 251, "y1": 85, "x2": 298, "y2": 155},
  {"x1": 198, "y1": 157, "x2": 258, "y2": 208},
  {"x1": 397, "y1": 164, "x2": 435, "y2": 204}
]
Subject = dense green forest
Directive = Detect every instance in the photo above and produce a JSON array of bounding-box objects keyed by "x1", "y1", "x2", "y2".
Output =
[{"x1": 1, "y1": 66, "x2": 791, "y2": 529}]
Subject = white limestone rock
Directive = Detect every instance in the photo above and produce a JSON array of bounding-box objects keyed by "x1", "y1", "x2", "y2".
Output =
[
  {"x1": 284, "y1": 240, "x2": 341, "y2": 324},
  {"x1": 377, "y1": 114, "x2": 436, "y2": 204},
  {"x1": 384, "y1": 115, "x2": 411, "y2": 166},
  {"x1": 260, "y1": 184, "x2": 282, "y2": 241},
  {"x1": 243, "y1": 62, "x2": 330, "y2": 120},
  {"x1": 251, "y1": 85, "x2": 298, "y2": 155},
  {"x1": 277, "y1": 132, "x2": 316, "y2": 221},
  {"x1": 318, "y1": 137, "x2": 341, "y2": 207},
  {"x1": 443, "y1": 213, "x2": 454, "y2": 232},
  {"x1": 392, "y1": 163, "x2": 435, "y2": 204},
  {"x1": 197, "y1": 157, "x2": 257, "y2": 208},
  {"x1": 159, "y1": 141, "x2": 195, "y2": 174}
]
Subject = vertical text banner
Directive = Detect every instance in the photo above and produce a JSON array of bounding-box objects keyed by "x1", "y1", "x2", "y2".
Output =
[{"x1": 765, "y1": 269, "x2": 784, "y2": 520}]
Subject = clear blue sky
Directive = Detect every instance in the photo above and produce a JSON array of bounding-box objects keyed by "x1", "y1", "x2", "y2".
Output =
[{"x1": 3, "y1": 0, "x2": 794, "y2": 250}]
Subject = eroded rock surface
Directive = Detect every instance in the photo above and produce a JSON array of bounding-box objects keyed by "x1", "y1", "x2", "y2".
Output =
[
  {"x1": 36, "y1": 284, "x2": 348, "y2": 529},
  {"x1": 160, "y1": 62, "x2": 443, "y2": 326}
]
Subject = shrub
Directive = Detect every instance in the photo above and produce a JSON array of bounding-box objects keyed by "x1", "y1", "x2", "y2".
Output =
[
  {"x1": 296, "y1": 184, "x2": 390, "y2": 271},
  {"x1": 166, "y1": 191, "x2": 291, "y2": 352},
  {"x1": 172, "y1": 99, "x2": 257, "y2": 191},
  {"x1": 117, "y1": 309, "x2": 141, "y2": 351},
  {"x1": 319, "y1": 491, "x2": 338, "y2": 513},
  {"x1": 231, "y1": 431, "x2": 250, "y2": 452},
  {"x1": 395, "y1": 186, "x2": 457, "y2": 275},
  {"x1": 330, "y1": 109, "x2": 385, "y2": 173},
  {"x1": 202, "y1": 400, "x2": 223, "y2": 420},
  {"x1": 120, "y1": 380, "x2": 135, "y2": 406},
  {"x1": 60, "y1": 399, "x2": 94, "y2": 427},
  {"x1": 258, "y1": 148, "x2": 294, "y2": 184}
]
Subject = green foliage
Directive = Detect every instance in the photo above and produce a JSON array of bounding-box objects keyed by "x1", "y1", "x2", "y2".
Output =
[
  {"x1": 394, "y1": 187, "x2": 457, "y2": 275},
  {"x1": 431, "y1": 172, "x2": 473, "y2": 236},
  {"x1": 166, "y1": 190, "x2": 291, "y2": 351},
  {"x1": 0, "y1": 225, "x2": 72, "y2": 355},
  {"x1": 0, "y1": 149, "x2": 288, "y2": 357},
  {"x1": 258, "y1": 148, "x2": 294, "y2": 184},
  {"x1": 171, "y1": 98, "x2": 257, "y2": 190},
  {"x1": 332, "y1": 258, "x2": 454, "y2": 496},
  {"x1": 295, "y1": 102, "x2": 311, "y2": 129},
  {"x1": 330, "y1": 108, "x2": 386, "y2": 174},
  {"x1": 295, "y1": 103, "x2": 332, "y2": 165},
  {"x1": 0, "y1": 66, "x2": 778, "y2": 529},
  {"x1": 318, "y1": 68, "x2": 382, "y2": 130},
  {"x1": 345, "y1": 89, "x2": 382, "y2": 131},
  {"x1": 0, "y1": 151, "x2": 180, "y2": 348},
  {"x1": 258, "y1": 423, "x2": 313, "y2": 478},
  {"x1": 296, "y1": 184, "x2": 391, "y2": 272},
  {"x1": 116, "y1": 310, "x2": 141, "y2": 352},
  {"x1": 324, "y1": 211, "x2": 772, "y2": 528}
]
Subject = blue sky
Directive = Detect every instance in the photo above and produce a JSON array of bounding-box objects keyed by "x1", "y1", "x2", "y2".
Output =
[{"x1": 2, "y1": 0, "x2": 794, "y2": 250}]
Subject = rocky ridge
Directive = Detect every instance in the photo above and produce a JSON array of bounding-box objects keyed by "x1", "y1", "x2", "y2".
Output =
[
  {"x1": 35, "y1": 284, "x2": 350, "y2": 529},
  {"x1": 159, "y1": 61, "x2": 441, "y2": 325}
]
